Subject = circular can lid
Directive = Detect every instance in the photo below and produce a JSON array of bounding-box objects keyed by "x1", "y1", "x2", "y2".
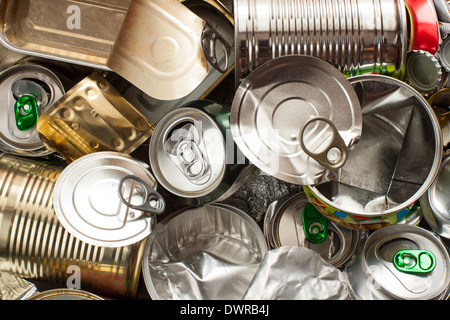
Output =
[
  {"x1": 264, "y1": 193, "x2": 366, "y2": 268},
  {"x1": 405, "y1": 50, "x2": 442, "y2": 95},
  {"x1": 149, "y1": 106, "x2": 226, "y2": 198},
  {"x1": 28, "y1": 289, "x2": 104, "y2": 300},
  {"x1": 363, "y1": 225, "x2": 450, "y2": 300},
  {"x1": 438, "y1": 36, "x2": 450, "y2": 72},
  {"x1": 53, "y1": 151, "x2": 159, "y2": 248},
  {"x1": 230, "y1": 55, "x2": 362, "y2": 186}
]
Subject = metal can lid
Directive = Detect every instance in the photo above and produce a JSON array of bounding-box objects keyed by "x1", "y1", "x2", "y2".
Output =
[
  {"x1": 230, "y1": 55, "x2": 362, "y2": 186},
  {"x1": 27, "y1": 289, "x2": 104, "y2": 300},
  {"x1": 53, "y1": 151, "x2": 159, "y2": 248},
  {"x1": 362, "y1": 225, "x2": 450, "y2": 300},
  {"x1": 420, "y1": 152, "x2": 450, "y2": 238},
  {"x1": 264, "y1": 193, "x2": 367, "y2": 268},
  {"x1": 0, "y1": 64, "x2": 64, "y2": 155},
  {"x1": 149, "y1": 106, "x2": 226, "y2": 198},
  {"x1": 405, "y1": 50, "x2": 442, "y2": 95},
  {"x1": 438, "y1": 36, "x2": 450, "y2": 72}
]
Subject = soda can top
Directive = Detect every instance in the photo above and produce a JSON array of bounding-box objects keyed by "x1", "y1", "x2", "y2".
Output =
[
  {"x1": 264, "y1": 192, "x2": 367, "y2": 268},
  {"x1": 149, "y1": 105, "x2": 228, "y2": 199},
  {"x1": 230, "y1": 55, "x2": 362, "y2": 186},
  {"x1": 53, "y1": 151, "x2": 162, "y2": 248},
  {"x1": 350, "y1": 224, "x2": 450, "y2": 300}
]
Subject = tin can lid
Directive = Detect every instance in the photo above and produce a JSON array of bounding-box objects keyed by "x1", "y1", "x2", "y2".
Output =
[
  {"x1": 438, "y1": 36, "x2": 450, "y2": 72},
  {"x1": 230, "y1": 55, "x2": 362, "y2": 186},
  {"x1": 149, "y1": 106, "x2": 226, "y2": 199},
  {"x1": 362, "y1": 225, "x2": 450, "y2": 300},
  {"x1": 27, "y1": 289, "x2": 104, "y2": 300},
  {"x1": 53, "y1": 151, "x2": 159, "y2": 247},
  {"x1": 264, "y1": 193, "x2": 366, "y2": 268},
  {"x1": 405, "y1": 50, "x2": 442, "y2": 95}
]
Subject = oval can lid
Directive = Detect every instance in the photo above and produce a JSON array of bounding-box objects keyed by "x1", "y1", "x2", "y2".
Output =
[
  {"x1": 53, "y1": 151, "x2": 158, "y2": 248},
  {"x1": 230, "y1": 55, "x2": 362, "y2": 186},
  {"x1": 364, "y1": 225, "x2": 450, "y2": 300}
]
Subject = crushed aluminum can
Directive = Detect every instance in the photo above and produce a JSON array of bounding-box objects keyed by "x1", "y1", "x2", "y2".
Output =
[
  {"x1": 346, "y1": 224, "x2": 450, "y2": 300},
  {"x1": 149, "y1": 100, "x2": 255, "y2": 206}
]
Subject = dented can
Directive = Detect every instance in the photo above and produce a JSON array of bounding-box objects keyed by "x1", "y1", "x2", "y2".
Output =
[
  {"x1": 149, "y1": 100, "x2": 254, "y2": 206},
  {"x1": 346, "y1": 225, "x2": 450, "y2": 300},
  {"x1": 0, "y1": 63, "x2": 65, "y2": 157},
  {"x1": 0, "y1": 153, "x2": 145, "y2": 298}
]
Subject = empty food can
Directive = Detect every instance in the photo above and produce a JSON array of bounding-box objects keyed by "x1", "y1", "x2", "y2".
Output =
[
  {"x1": 264, "y1": 192, "x2": 368, "y2": 268},
  {"x1": 346, "y1": 225, "x2": 450, "y2": 300},
  {"x1": 36, "y1": 71, "x2": 155, "y2": 163},
  {"x1": 304, "y1": 74, "x2": 442, "y2": 230},
  {"x1": 0, "y1": 153, "x2": 145, "y2": 298},
  {"x1": 0, "y1": 63, "x2": 65, "y2": 157},
  {"x1": 142, "y1": 203, "x2": 268, "y2": 300},
  {"x1": 420, "y1": 151, "x2": 450, "y2": 239},
  {"x1": 149, "y1": 100, "x2": 254, "y2": 206},
  {"x1": 234, "y1": 0, "x2": 408, "y2": 84}
]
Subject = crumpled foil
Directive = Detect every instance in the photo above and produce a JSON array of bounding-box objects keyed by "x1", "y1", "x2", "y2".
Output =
[
  {"x1": 0, "y1": 272, "x2": 37, "y2": 300},
  {"x1": 243, "y1": 246, "x2": 357, "y2": 300}
]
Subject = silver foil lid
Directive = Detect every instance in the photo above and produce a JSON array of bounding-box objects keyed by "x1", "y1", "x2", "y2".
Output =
[
  {"x1": 264, "y1": 193, "x2": 367, "y2": 268},
  {"x1": 53, "y1": 151, "x2": 159, "y2": 248},
  {"x1": 347, "y1": 225, "x2": 450, "y2": 300},
  {"x1": 230, "y1": 55, "x2": 362, "y2": 186},
  {"x1": 149, "y1": 107, "x2": 226, "y2": 198},
  {"x1": 420, "y1": 152, "x2": 450, "y2": 238}
]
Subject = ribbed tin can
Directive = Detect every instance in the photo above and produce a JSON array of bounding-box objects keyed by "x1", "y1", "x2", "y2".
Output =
[
  {"x1": 0, "y1": 154, "x2": 144, "y2": 299},
  {"x1": 234, "y1": 0, "x2": 408, "y2": 84}
]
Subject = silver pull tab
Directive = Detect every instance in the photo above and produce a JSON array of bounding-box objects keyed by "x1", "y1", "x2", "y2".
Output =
[
  {"x1": 118, "y1": 175, "x2": 165, "y2": 215},
  {"x1": 164, "y1": 122, "x2": 211, "y2": 185},
  {"x1": 201, "y1": 24, "x2": 231, "y2": 73},
  {"x1": 299, "y1": 116, "x2": 349, "y2": 170}
]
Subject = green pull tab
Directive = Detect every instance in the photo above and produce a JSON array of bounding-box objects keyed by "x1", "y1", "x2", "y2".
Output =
[
  {"x1": 393, "y1": 250, "x2": 436, "y2": 274},
  {"x1": 14, "y1": 95, "x2": 39, "y2": 131},
  {"x1": 302, "y1": 203, "x2": 328, "y2": 243}
]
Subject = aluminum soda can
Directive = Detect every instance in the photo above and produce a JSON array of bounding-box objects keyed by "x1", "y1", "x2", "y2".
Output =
[
  {"x1": 0, "y1": 153, "x2": 145, "y2": 298},
  {"x1": 346, "y1": 224, "x2": 450, "y2": 300},
  {"x1": 0, "y1": 63, "x2": 65, "y2": 157},
  {"x1": 264, "y1": 192, "x2": 368, "y2": 268},
  {"x1": 149, "y1": 99, "x2": 255, "y2": 206}
]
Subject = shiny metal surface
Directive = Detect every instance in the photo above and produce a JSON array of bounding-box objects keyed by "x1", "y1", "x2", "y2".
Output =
[
  {"x1": 142, "y1": 203, "x2": 268, "y2": 300},
  {"x1": 420, "y1": 152, "x2": 450, "y2": 239},
  {"x1": 0, "y1": 64, "x2": 64, "y2": 156},
  {"x1": 28, "y1": 289, "x2": 104, "y2": 300},
  {"x1": 0, "y1": 154, "x2": 145, "y2": 298},
  {"x1": 53, "y1": 151, "x2": 159, "y2": 248},
  {"x1": 234, "y1": 0, "x2": 408, "y2": 84},
  {"x1": 264, "y1": 192, "x2": 367, "y2": 268},
  {"x1": 405, "y1": 50, "x2": 443, "y2": 96},
  {"x1": 243, "y1": 246, "x2": 356, "y2": 300},
  {"x1": 230, "y1": 55, "x2": 362, "y2": 186},
  {"x1": 150, "y1": 101, "x2": 253, "y2": 205},
  {"x1": 106, "y1": 0, "x2": 209, "y2": 101},
  {"x1": 346, "y1": 225, "x2": 450, "y2": 300},
  {"x1": 306, "y1": 75, "x2": 442, "y2": 230},
  {"x1": 36, "y1": 71, "x2": 154, "y2": 163}
]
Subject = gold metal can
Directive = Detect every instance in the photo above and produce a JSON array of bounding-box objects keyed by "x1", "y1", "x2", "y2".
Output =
[{"x1": 0, "y1": 153, "x2": 145, "y2": 298}]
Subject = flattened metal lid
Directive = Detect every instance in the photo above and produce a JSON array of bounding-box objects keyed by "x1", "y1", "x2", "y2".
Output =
[
  {"x1": 54, "y1": 151, "x2": 159, "y2": 247},
  {"x1": 363, "y1": 225, "x2": 450, "y2": 300},
  {"x1": 230, "y1": 55, "x2": 362, "y2": 185},
  {"x1": 149, "y1": 107, "x2": 226, "y2": 198},
  {"x1": 264, "y1": 192, "x2": 366, "y2": 268}
]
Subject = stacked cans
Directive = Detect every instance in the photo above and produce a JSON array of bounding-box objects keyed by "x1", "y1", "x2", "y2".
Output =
[{"x1": 0, "y1": 0, "x2": 449, "y2": 302}]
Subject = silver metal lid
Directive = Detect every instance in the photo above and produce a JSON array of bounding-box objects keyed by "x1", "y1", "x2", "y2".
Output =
[
  {"x1": 264, "y1": 193, "x2": 367, "y2": 268},
  {"x1": 53, "y1": 151, "x2": 159, "y2": 248},
  {"x1": 405, "y1": 50, "x2": 442, "y2": 95},
  {"x1": 420, "y1": 152, "x2": 450, "y2": 239},
  {"x1": 0, "y1": 64, "x2": 64, "y2": 156},
  {"x1": 149, "y1": 107, "x2": 226, "y2": 198},
  {"x1": 360, "y1": 225, "x2": 450, "y2": 300},
  {"x1": 230, "y1": 55, "x2": 362, "y2": 186},
  {"x1": 438, "y1": 36, "x2": 450, "y2": 72}
]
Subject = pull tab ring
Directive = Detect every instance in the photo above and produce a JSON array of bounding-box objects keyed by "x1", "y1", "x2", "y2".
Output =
[
  {"x1": 118, "y1": 175, "x2": 165, "y2": 216},
  {"x1": 201, "y1": 24, "x2": 231, "y2": 73},
  {"x1": 299, "y1": 116, "x2": 349, "y2": 170}
]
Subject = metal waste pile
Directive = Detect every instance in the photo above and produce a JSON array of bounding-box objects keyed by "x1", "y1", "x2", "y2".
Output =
[{"x1": 0, "y1": 0, "x2": 450, "y2": 301}]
